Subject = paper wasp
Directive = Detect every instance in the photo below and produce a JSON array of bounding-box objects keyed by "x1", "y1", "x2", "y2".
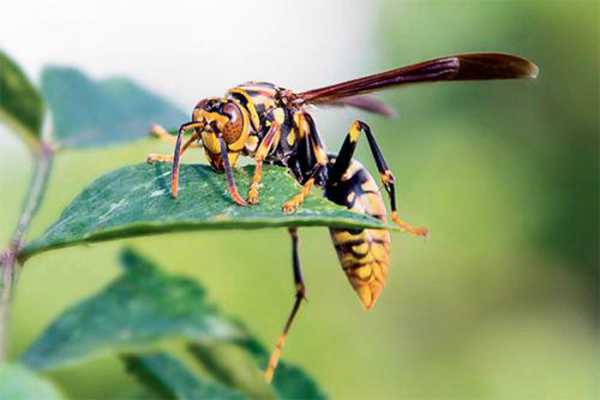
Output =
[{"x1": 147, "y1": 53, "x2": 538, "y2": 382}]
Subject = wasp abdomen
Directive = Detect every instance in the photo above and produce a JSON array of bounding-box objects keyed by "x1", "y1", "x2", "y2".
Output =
[{"x1": 325, "y1": 159, "x2": 391, "y2": 310}]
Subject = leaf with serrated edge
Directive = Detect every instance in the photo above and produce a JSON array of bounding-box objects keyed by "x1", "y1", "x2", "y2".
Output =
[
  {"x1": 22, "y1": 163, "x2": 394, "y2": 260},
  {"x1": 123, "y1": 353, "x2": 244, "y2": 400},
  {"x1": 0, "y1": 50, "x2": 45, "y2": 147},
  {"x1": 22, "y1": 248, "x2": 244, "y2": 371},
  {"x1": 0, "y1": 363, "x2": 64, "y2": 400},
  {"x1": 40, "y1": 67, "x2": 186, "y2": 148}
]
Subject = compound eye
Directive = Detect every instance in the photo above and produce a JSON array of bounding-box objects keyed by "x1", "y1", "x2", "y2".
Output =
[{"x1": 222, "y1": 102, "x2": 243, "y2": 143}]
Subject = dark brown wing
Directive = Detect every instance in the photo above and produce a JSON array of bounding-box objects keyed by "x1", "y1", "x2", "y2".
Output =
[{"x1": 296, "y1": 53, "x2": 538, "y2": 105}]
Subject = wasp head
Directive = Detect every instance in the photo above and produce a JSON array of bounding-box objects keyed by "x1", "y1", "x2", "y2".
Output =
[{"x1": 192, "y1": 98, "x2": 249, "y2": 170}]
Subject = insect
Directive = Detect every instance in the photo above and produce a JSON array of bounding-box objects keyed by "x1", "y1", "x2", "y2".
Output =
[{"x1": 147, "y1": 53, "x2": 538, "y2": 382}]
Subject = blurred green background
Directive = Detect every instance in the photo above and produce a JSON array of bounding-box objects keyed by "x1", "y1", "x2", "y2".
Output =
[{"x1": 1, "y1": 1, "x2": 597, "y2": 399}]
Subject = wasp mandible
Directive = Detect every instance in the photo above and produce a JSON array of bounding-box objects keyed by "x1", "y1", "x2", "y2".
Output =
[{"x1": 147, "y1": 53, "x2": 538, "y2": 382}]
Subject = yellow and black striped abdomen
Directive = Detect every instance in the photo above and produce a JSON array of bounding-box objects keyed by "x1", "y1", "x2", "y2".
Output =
[{"x1": 326, "y1": 159, "x2": 391, "y2": 310}]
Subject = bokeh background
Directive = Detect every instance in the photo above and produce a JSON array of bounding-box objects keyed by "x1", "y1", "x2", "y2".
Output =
[{"x1": 1, "y1": 1, "x2": 597, "y2": 399}]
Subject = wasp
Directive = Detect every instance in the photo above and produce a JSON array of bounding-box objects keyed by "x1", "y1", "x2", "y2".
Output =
[{"x1": 147, "y1": 53, "x2": 538, "y2": 382}]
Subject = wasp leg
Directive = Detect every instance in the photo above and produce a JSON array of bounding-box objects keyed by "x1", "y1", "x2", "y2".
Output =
[
  {"x1": 147, "y1": 132, "x2": 200, "y2": 164},
  {"x1": 282, "y1": 177, "x2": 315, "y2": 214},
  {"x1": 149, "y1": 124, "x2": 202, "y2": 147},
  {"x1": 171, "y1": 121, "x2": 205, "y2": 198},
  {"x1": 217, "y1": 135, "x2": 247, "y2": 206},
  {"x1": 282, "y1": 113, "x2": 327, "y2": 213},
  {"x1": 265, "y1": 227, "x2": 306, "y2": 383},
  {"x1": 248, "y1": 121, "x2": 280, "y2": 205},
  {"x1": 332, "y1": 121, "x2": 428, "y2": 237}
]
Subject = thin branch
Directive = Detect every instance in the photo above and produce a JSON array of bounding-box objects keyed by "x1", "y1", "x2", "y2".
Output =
[{"x1": 0, "y1": 140, "x2": 55, "y2": 361}]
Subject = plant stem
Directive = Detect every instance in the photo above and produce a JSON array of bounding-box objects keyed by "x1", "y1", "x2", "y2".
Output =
[{"x1": 0, "y1": 140, "x2": 54, "y2": 361}]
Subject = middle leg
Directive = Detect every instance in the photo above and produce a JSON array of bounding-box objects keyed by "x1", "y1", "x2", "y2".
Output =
[{"x1": 282, "y1": 113, "x2": 328, "y2": 213}]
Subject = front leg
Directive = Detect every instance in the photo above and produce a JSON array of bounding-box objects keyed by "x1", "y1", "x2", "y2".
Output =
[
  {"x1": 146, "y1": 131, "x2": 200, "y2": 164},
  {"x1": 247, "y1": 121, "x2": 280, "y2": 204}
]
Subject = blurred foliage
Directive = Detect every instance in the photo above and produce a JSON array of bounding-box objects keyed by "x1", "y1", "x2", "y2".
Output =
[
  {"x1": 20, "y1": 248, "x2": 325, "y2": 399},
  {"x1": 41, "y1": 67, "x2": 186, "y2": 148},
  {"x1": 0, "y1": 363, "x2": 64, "y2": 400},
  {"x1": 21, "y1": 248, "x2": 242, "y2": 371},
  {"x1": 0, "y1": 50, "x2": 44, "y2": 148},
  {"x1": 123, "y1": 353, "x2": 244, "y2": 400},
  {"x1": 22, "y1": 163, "x2": 391, "y2": 260},
  {"x1": 379, "y1": 1, "x2": 598, "y2": 282}
]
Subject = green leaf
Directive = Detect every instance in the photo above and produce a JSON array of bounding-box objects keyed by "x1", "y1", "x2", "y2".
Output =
[
  {"x1": 186, "y1": 317, "x2": 325, "y2": 398},
  {"x1": 187, "y1": 344, "x2": 276, "y2": 399},
  {"x1": 40, "y1": 66, "x2": 187, "y2": 148},
  {"x1": 0, "y1": 50, "x2": 45, "y2": 147},
  {"x1": 0, "y1": 363, "x2": 64, "y2": 400},
  {"x1": 22, "y1": 248, "x2": 325, "y2": 398},
  {"x1": 22, "y1": 248, "x2": 244, "y2": 371},
  {"x1": 123, "y1": 353, "x2": 244, "y2": 400},
  {"x1": 22, "y1": 164, "x2": 391, "y2": 259}
]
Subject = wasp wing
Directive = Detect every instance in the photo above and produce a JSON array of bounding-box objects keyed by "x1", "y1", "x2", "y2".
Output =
[
  {"x1": 324, "y1": 95, "x2": 397, "y2": 118},
  {"x1": 297, "y1": 53, "x2": 538, "y2": 105}
]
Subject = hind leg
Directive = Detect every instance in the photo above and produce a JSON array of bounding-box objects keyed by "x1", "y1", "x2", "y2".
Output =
[
  {"x1": 330, "y1": 121, "x2": 428, "y2": 237},
  {"x1": 264, "y1": 227, "x2": 307, "y2": 382}
]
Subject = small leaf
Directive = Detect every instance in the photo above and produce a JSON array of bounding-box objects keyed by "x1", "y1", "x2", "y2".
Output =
[
  {"x1": 0, "y1": 50, "x2": 45, "y2": 146},
  {"x1": 22, "y1": 248, "x2": 244, "y2": 371},
  {"x1": 0, "y1": 363, "x2": 64, "y2": 400},
  {"x1": 123, "y1": 353, "x2": 244, "y2": 400},
  {"x1": 40, "y1": 67, "x2": 187, "y2": 148},
  {"x1": 22, "y1": 164, "x2": 391, "y2": 259}
]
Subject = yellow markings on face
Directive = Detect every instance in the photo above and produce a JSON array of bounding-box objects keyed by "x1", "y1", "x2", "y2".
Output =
[
  {"x1": 201, "y1": 131, "x2": 221, "y2": 155},
  {"x1": 196, "y1": 110, "x2": 229, "y2": 130}
]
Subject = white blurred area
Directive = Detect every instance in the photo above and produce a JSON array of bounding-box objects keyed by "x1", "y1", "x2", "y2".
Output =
[{"x1": 0, "y1": 0, "x2": 379, "y2": 149}]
